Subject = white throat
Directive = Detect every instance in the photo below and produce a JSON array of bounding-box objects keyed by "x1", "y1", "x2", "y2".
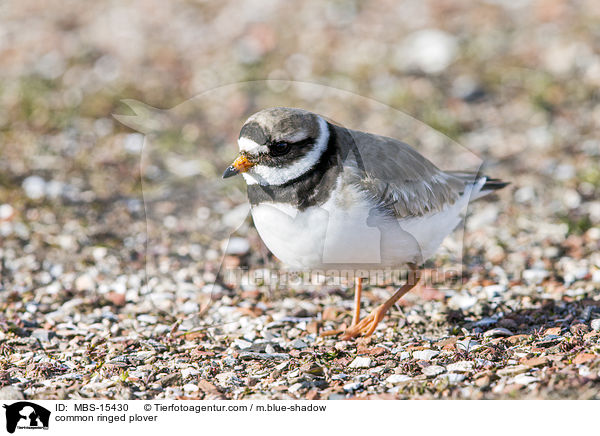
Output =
[{"x1": 240, "y1": 116, "x2": 330, "y2": 186}]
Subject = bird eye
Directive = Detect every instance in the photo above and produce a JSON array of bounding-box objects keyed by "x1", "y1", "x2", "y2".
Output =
[{"x1": 269, "y1": 141, "x2": 291, "y2": 156}]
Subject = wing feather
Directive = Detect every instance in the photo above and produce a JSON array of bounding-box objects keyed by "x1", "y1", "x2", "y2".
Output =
[{"x1": 335, "y1": 126, "x2": 477, "y2": 218}]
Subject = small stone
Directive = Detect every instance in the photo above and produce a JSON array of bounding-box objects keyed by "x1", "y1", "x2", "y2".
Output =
[
  {"x1": 0, "y1": 204, "x2": 14, "y2": 220},
  {"x1": 0, "y1": 386, "x2": 24, "y2": 400},
  {"x1": 422, "y1": 365, "x2": 445, "y2": 377},
  {"x1": 385, "y1": 374, "x2": 411, "y2": 384},
  {"x1": 573, "y1": 353, "x2": 597, "y2": 365},
  {"x1": 578, "y1": 366, "x2": 592, "y2": 377},
  {"x1": 483, "y1": 327, "x2": 513, "y2": 337},
  {"x1": 300, "y1": 362, "x2": 324, "y2": 376},
  {"x1": 522, "y1": 268, "x2": 549, "y2": 284},
  {"x1": 397, "y1": 29, "x2": 458, "y2": 74},
  {"x1": 497, "y1": 365, "x2": 529, "y2": 376},
  {"x1": 445, "y1": 373, "x2": 465, "y2": 384},
  {"x1": 472, "y1": 318, "x2": 497, "y2": 328},
  {"x1": 412, "y1": 350, "x2": 439, "y2": 361},
  {"x1": 106, "y1": 291, "x2": 126, "y2": 306},
  {"x1": 182, "y1": 301, "x2": 199, "y2": 314},
  {"x1": 22, "y1": 175, "x2": 46, "y2": 199},
  {"x1": 159, "y1": 373, "x2": 180, "y2": 387},
  {"x1": 590, "y1": 319, "x2": 600, "y2": 332},
  {"x1": 399, "y1": 352, "x2": 411, "y2": 360},
  {"x1": 137, "y1": 314, "x2": 158, "y2": 324},
  {"x1": 181, "y1": 368, "x2": 200, "y2": 379},
  {"x1": 448, "y1": 294, "x2": 478, "y2": 311},
  {"x1": 182, "y1": 383, "x2": 199, "y2": 393},
  {"x1": 446, "y1": 361, "x2": 473, "y2": 372},
  {"x1": 544, "y1": 327, "x2": 562, "y2": 336},
  {"x1": 290, "y1": 339, "x2": 307, "y2": 349},
  {"x1": 289, "y1": 382, "x2": 305, "y2": 393},
  {"x1": 513, "y1": 374, "x2": 539, "y2": 385},
  {"x1": 343, "y1": 382, "x2": 362, "y2": 392},
  {"x1": 305, "y1": 389, "x2": 319, "y2": 400},
  {"x1": 75, "y1": 274, "x2": 95, "y2": 292},
  {"x1": 474, "y1": 375, "x2": 493, "y2": 388},
  {"x1": 435, "y1": 337, "x2": 458, "y2": 350},
  {"x1": 349, "y1": 356, "x2": 372, "y2": 369},
  {"x1": 234, "y1": 339, "x2": 253, "y2": 349},
  {"x1": 223, "y1": 237, "x2": 250, "y2": 255},
  {"x1": 506, "y1": 335, "x2": 529, "y2": 345},
  {"x1": 31, "y1": 329, "x2": 55, "y2": 342},
  {"x1": 521, "y1": 356, "x2": 548, "y2": 367},
  {"x1": 215, "y1": 372, "x2": 236, "y2": 385}
]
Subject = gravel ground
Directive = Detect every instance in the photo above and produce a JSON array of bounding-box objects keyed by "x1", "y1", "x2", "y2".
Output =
[{"x1": 1, "y1": 0, "x2": 600, "y2": 400}]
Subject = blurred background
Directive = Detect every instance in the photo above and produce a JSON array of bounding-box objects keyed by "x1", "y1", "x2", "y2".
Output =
[{"x1": 1, "y1": 0, "x2": 599, "y2": 399}]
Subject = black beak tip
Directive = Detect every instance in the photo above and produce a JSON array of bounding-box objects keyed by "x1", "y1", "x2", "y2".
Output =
[{"x1": 222, "y1": 166, "x2": 239, "y2": 179}]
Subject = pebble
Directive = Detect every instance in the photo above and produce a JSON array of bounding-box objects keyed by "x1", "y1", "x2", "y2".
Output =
[
  {"x1": 224, "y1": 237, "x2": 250, "y2": 255},
  {"x1": 22, "y1": 175, "x2": 46, "y2": 199},
  {"x1": 0, "y1": 386, "x2": 24, "y2": 400},
  {"x1": 385, "y1": 374, "x2": 411, "y2": 384},
  {"x1": 182, "y1": 383, "x2": 199, "y2": 393},
  {"x1": 349, "y1": 356, "x2": 372, "y2": 369},
  {"x1": 181, "y1": 302, "x2": 199, "y2": 314},
  {"x1": 413, "y1": 350, "x2": 439, "y2": 361},
  {"x1": 0, "y1": 204, "x2": 14, "y2": 220},
  {"x1": 398, "y1": 29, "x2": 458, "y2": 74},
  {"x1": 483, "y1": 327, "x2": 513, "y2": 337},
  {"x1": 578, "y1": 366, "x2": 592, "y2": 377},
  {"x1": 590, "y1": 319, "x2": 600, "y2": 332},
  {"x1": 288, "y1": 382, "x2": 305, "y2": 393},
  {"x1": 522, "y1": 268, "x2": 549, "y2": 284},
  {"x1": 31, "y1": 329, "x2": 56, "y2": 342},
  {"x1": 448, "y1": 294, "x2": 478, "y2": 311},
  {"x1": 472, "y1": 317, "x2": 497, "y2": 328},
  {"x1": 290, "y1": 339, "x2": 307, "y2": 349},
  {"x1": 75, "y1": 274, "x2": 95, "y2": 292},
  {"x1": 444, "y1": 373, "x2": 465, "y2": 384},
  {"x1": 137, "y1": 314, "x2": 158, "y2": 324},
  {"x1": 497, "y1": 365, "x2": 529, "y2": 376},
  {"x1": 422, "y1": 365, "x2": 445, "y2": 377},
  {"x1": 215, "y1": 372, "x2": 236, "y2": 385},
  {"x1": 343, "y1": 382, "x2": 362, "y2": 392},
  {"x1": 512, "y1": 374, "x2": 539, "y2": 385},
  {"x1": 234, "y1": 339, "x2": 253, "y2": 350},
  {"x1": 181, "y1": 368, "x2": 199, "y2": 379},
  {"x1": 446, "y1": 361, "x2": 474, "y2": 372}
]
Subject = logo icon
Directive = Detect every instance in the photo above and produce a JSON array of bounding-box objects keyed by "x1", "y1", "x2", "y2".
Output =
[{"x1": 3, "y1": 402, "x2": 50, "y2": 433}]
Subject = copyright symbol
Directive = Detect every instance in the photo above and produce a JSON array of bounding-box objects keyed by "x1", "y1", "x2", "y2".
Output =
[{"x1": 144, "y1": 404, "x2": 151, "y2": 411}]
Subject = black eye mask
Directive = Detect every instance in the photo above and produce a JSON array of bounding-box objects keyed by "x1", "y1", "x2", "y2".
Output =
[{"x1": 259, "y1": 137, "x2": 316, "y2": 167}]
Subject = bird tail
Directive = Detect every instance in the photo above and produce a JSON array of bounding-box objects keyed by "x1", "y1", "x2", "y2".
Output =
[{"x1": 446, "y1": 171, "x2": 509, "y2": 200}]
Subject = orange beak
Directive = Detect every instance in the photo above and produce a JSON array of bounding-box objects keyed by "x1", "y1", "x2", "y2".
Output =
[{"x1": 222, "y1": 154, "x2": 254, "y2": 178}]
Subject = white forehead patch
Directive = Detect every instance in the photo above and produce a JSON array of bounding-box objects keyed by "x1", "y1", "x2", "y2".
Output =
[
  {"x1": 238, "y1": 137, "x2": 268, "y2": 154},
  {"x1": 244, "y1": 116, "x2": 329, "y2": 186}
]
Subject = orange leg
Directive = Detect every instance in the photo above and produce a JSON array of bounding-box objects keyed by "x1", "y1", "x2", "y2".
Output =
[
  {"x1": 351, "y1": 277, "x2": 363, "y2": 326},
  {"x1": 341, "y1": 266, "x2": 421, "y2": 339}
]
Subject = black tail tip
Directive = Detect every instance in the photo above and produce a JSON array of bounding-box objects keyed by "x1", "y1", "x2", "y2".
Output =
[{"x1": 483, "y1": 177, "x2": 510, "y2": 191}]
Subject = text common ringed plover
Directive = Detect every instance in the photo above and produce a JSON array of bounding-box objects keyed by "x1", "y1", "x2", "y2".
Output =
[{"x1": 223, "y1": 107, "x2": 507, "y2": 339}]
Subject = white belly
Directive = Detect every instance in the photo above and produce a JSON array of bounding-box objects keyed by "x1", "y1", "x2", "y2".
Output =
[{"x1": 251, "y1": 182, "x2": 480, "y2": 269}]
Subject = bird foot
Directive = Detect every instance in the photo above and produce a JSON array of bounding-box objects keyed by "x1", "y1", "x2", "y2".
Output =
[{"x1": 340, "y1": 304, "x2": 387, "y2": 339}]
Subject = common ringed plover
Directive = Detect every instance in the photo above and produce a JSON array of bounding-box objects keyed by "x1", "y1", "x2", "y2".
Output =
[{"x1": 223, "y1": 107, "x2": 507, "y2": 339}]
